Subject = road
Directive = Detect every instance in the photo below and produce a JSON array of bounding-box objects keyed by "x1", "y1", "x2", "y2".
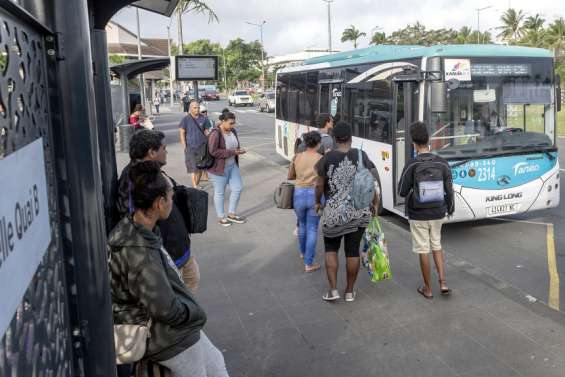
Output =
[{"x1": 146, "y1": 101, "x2": 565, "y2": 376}]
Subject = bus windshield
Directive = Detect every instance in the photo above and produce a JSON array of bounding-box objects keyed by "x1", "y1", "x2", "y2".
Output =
[{"x1": 431, "y1": 58, "x2": 555, "y2": 159}]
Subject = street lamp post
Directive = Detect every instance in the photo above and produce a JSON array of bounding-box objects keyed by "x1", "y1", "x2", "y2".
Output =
[
  {"x1": 246, "y1": 20, "x2": 267, "y2": 92},
  {"x1": 476, "y1": 5, "x2": 493, "y2": 44},
  {"x1": 222, "y1": 48, "x2": 228, "y2": 92},
  {"x1": 136, "y1": 7, "x2": 146, "y2": 109},
  {"x1": 167, "y1": 24, "x2": 174, "y2": 108},
  {"x1": 322, "y1": 0, "x2": 334, "y2": 53}
]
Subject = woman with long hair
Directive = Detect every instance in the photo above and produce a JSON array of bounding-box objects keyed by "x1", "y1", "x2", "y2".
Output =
[
  {"x1": 207, "y1": 109, "x2": 247, "y2": 227},
  {"x1": 108, "y1": 161, "x2": 229, "y2": 376},
  {"x1": 288, "y1": 131, "x2": 323, "y2": 272}
]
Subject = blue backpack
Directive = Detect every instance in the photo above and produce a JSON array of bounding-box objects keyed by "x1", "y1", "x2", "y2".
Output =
[{"x1": 351, "y1": 147, "x2": 375, "y2": 210}]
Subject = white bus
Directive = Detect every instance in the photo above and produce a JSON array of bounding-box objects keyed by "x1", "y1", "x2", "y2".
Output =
[{"x1": 275, "y1": 44, "x2": 561, "y2": 221}]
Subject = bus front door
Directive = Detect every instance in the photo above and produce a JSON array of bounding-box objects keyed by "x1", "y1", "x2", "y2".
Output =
[{"x1": 393, "y1": 81, "x2": 418, "y2": 207}]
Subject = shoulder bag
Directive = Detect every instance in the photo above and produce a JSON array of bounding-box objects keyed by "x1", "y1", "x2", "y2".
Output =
[{"x1": 195, "y1": 125, "x2": 216, "y2": 170}]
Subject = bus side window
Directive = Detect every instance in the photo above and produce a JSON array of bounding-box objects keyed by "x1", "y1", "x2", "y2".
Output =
[
  {"x1": 366, "y1": 80, "x2": 392, "y2": 143},
  {"x1": 305, "y1": 71, "x2": 319, "y2": 127},
  {"x1": 276, "y1": 73, "x2": 289, "y2": 121}
]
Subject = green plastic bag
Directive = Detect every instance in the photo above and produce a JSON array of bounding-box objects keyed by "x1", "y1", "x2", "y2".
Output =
[{"x1": 362, "y1": 217, "x2": 392, "y2": 282}]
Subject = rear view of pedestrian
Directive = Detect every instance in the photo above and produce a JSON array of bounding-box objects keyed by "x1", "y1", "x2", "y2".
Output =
[
  {"x1": 315, "y1": 122, "x2": 379, "y2": 302},
  {"x1": 399, "y1": 121, "x2": 454, "y2": 299},
  {"x1": 288, "y1": 131, "x2": 323, "y2": 273}
]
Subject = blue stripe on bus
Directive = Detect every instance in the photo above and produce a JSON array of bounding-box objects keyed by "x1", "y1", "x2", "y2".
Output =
[{"x1": 450, "y1": 152, "x2": 557, "y2": 190}]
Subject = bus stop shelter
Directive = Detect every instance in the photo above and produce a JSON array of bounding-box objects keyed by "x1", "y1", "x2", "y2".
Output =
[
  {"x1": 110, "y1": 57, "x2": 170, "y2": 122},
  {"x1": 0, "y1": 1, "x2": 179, "y2": 376}
]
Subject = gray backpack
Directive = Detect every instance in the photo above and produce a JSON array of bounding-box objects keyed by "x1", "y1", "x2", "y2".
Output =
[{"x1": 351, "y1": 147, "x2": 375, "y2": 210}]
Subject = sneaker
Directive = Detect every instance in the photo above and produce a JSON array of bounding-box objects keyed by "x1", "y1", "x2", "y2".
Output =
[
  {"x1": 219, "y1": 218, "x2": 232, "y2": 227},
  {"x1": 227, "y1": 215, "x2": 246, "y2": 224},
  {"x1": 344, "y1": 291, "x2": 357, "y2": 302}
]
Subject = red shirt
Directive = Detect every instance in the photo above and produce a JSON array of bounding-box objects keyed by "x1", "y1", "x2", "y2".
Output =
[{"x1": 129, "y1": 114, "x2": 141, "y2": 129}]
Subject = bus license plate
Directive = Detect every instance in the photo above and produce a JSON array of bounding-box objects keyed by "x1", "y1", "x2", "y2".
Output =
[{"x1": 486, "y1": 203, "x2": 518, "y2": 217}]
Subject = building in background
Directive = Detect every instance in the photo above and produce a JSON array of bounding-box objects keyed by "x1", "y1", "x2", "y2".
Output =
[{"x1": 106, "y1": 20, "x2": 169, "y2": 64}]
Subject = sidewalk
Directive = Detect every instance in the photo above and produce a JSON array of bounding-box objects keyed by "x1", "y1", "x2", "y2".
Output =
[{"x1": 117, "y1": 143, "x2": 565, "y2": 377}]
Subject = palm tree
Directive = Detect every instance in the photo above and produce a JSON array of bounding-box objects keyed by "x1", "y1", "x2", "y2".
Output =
[
  {"x1": 176, "y1": 0, "x2": 218, "y2": 54},
  {"x1": 341, "y1": 25, "x2": 367, "y2": 49},
  {"x1": 524, "y1": 14, "x2": 545, "y2": 32},
  {"x1": 456, "y1": 26, "x2": 473, "y2": 44},
  {"x1": 498, "y1": 8, "x2": 525, "y2": 44},
  {"x1": 546, "y1": 18, "x2": 565, "y2": 58},
  {"x1": 370, "y1": 31, "x2": 387, "y2": 45}
]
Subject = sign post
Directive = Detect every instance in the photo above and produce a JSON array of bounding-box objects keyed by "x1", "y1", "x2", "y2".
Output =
[{"x1": 174, "y1": 55, "x2": 219, "y2": 102}]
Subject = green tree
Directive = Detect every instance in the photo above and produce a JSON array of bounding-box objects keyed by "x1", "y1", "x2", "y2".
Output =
[
  {"x1": 455, "y1": 26, "x2": 474, "y2": 44},
  {"x1": 223, "y1": 38, "x2": 266, "y2": 88},
  {"x1": 370, "y1": 31, "x2": 387, "y2": 45},
  {"x1": 388, "y1": 22, "x2": 428, "y2": 45},
  {"x1": 341, "y1": 25, "x2": 367, "y2": 49},
  {"x1": 108, "y1": 54, "x2": 125, "y2": 65},
  {"x1": 546, "y1": 18, "x2": 565, "y2": 55},
  {"x1": 498, "y1": 8, "x2": 525, "y2": 44},
  {"x1": 182, "y1": 39, "x2": 222, "y2": 55},
  {"x1": 524, "y1": 14, "x2": 545, "y2": 32}
]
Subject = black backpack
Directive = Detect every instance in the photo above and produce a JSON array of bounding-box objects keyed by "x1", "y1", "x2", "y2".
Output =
[{"x1": 412, "y1": 155, "x2": 446, "y2": 209}]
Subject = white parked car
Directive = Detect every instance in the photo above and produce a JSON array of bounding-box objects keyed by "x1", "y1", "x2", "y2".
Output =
[{"x1": 228, "y1": 90, "x2": 254, "y2": 107}]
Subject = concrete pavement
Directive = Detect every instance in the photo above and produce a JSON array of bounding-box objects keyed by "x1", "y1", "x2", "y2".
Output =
[{"x1": 116, "y1": 110, "x2": 565, "y2": 376}]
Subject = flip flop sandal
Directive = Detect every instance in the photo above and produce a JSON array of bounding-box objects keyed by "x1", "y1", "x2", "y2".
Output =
[
  {"x1": 322, "y1": 290, "x2": 340, "y2": 301},
  {"x1": 305, "y1": 263, "x2": 321, "y2": 273},
  {"x1": 417, "y1": 286, "x2": 433, "y2": 299},
  {"x1": 439, "y1": 281, "x2": 452, "y2": 296}
]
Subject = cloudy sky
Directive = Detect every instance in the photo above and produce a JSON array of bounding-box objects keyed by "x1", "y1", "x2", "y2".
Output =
[{"x1": 113, "y1": 0, "x2": 565, "y2": 56}]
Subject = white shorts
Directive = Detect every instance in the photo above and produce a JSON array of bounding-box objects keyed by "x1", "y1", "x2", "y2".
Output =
[{"x1": 409, "y1": 219, "x2": 445, "y2": 254}]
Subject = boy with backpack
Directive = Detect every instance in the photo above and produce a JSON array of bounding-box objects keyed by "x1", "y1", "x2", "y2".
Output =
[{"x1": 399, "y1": 122, "x2": 454, "y2": 299}]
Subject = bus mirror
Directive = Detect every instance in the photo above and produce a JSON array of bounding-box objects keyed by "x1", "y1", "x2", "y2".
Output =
[
  {"x1": 556, "y1": 75, "x2": 562, "y2": 112},
  {"x1": 430, "y1": 82, "x2": 448, "y2": 113},
  {"x1": 447, "y1": 79, "x2": 460, "y2": 90}
]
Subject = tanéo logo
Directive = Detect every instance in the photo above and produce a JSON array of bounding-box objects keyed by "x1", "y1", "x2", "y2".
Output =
[{"x1": 513, "y1": 162, "x2": 540, "y2": 176}]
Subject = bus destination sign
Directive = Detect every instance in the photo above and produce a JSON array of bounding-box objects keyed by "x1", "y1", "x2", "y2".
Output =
[{"x1": 471, "y1": 64, "x2": 531, "y2": 77}]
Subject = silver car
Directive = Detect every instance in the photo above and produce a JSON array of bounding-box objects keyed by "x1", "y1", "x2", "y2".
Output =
[{"x1": 257, "y1": 92, "x2": 275, "y2": 113}]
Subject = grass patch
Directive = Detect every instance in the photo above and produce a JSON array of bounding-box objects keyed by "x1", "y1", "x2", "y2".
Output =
[{"x1": 558, "y1": 110, "x2": 565, "y2": 137}]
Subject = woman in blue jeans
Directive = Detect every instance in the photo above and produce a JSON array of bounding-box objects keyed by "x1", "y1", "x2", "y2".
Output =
[
  {"x1": 288, "y1": 132, "x2": 323, "y2": 272},
  {"x1": 208, "y1": 109, "x2": 247, "y2": 227}
]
